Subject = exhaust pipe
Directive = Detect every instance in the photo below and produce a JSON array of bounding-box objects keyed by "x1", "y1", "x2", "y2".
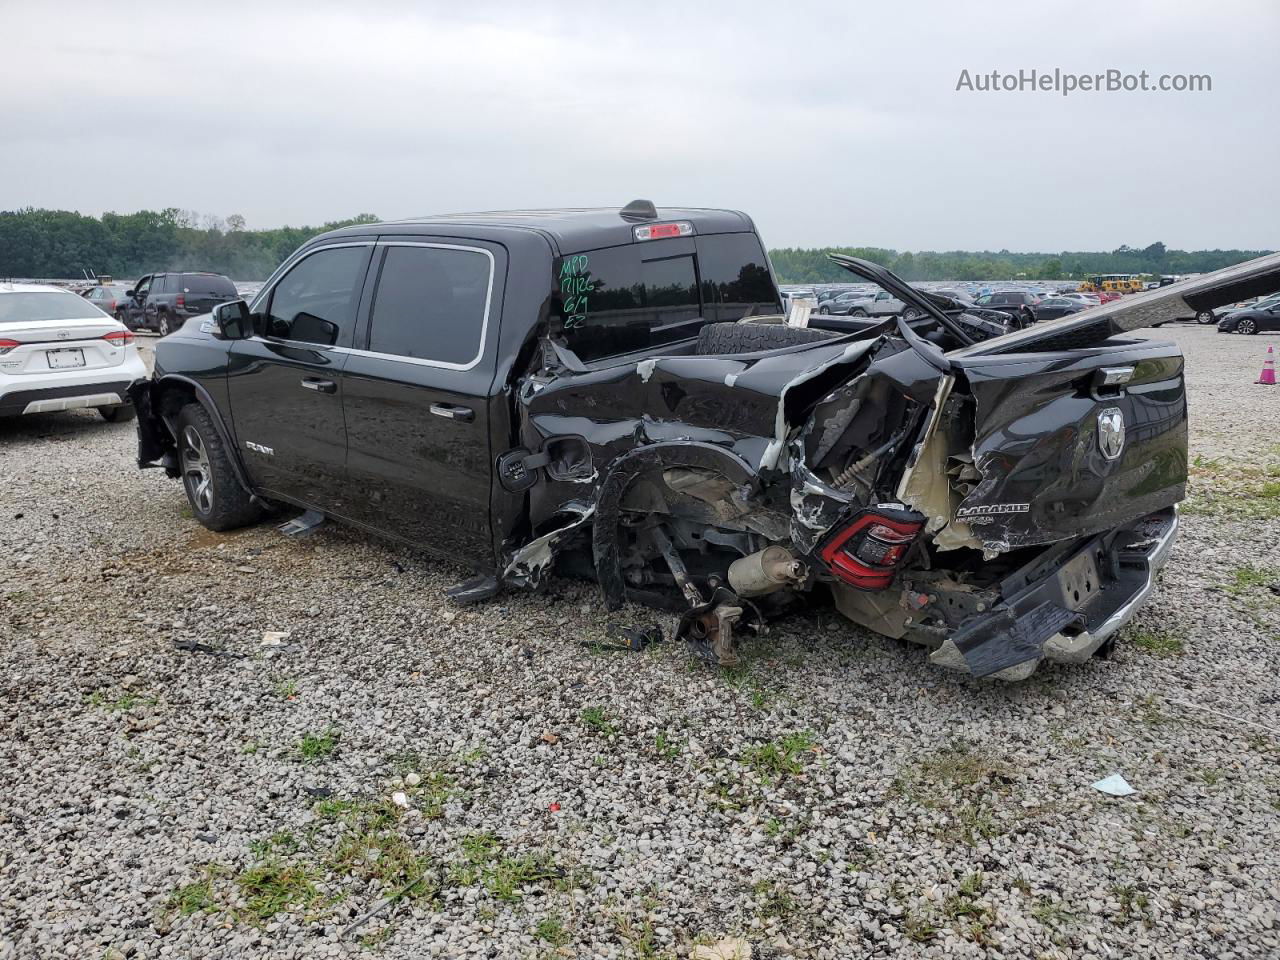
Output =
[{"x1": 728, "y1": 546, "x2": 808, "y2": 597}]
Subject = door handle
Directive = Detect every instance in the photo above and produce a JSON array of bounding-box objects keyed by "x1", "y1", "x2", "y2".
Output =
[
  {"x1": 301, "y1": 378, "x2": 337, "y2": 394},
  {"x1": 430, "y1": 402, "x2": 474, "y2": 422}
]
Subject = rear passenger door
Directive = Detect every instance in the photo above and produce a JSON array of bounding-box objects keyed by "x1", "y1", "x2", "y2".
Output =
[{"x1": 338, "y1": 239, "x2": 504, "y2": 564}]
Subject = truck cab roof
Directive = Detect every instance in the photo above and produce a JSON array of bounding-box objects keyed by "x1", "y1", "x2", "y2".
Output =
[{"x1": 313, "y1": 206, "x2": 758, "y2": 255}]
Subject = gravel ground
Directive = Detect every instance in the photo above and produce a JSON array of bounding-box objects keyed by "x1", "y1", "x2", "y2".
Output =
[{"x1": 2, "y1": 325, "x2": 1278, "y2": 960}]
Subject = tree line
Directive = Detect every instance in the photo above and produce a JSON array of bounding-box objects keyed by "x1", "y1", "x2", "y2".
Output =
[
  {"x1": 770, "y1": 242, "x2": 1270, "y2": 284},
  {"x1": 0, "y1": 208, "x2": 379, "y2": 282},
  {"x1": 0, "y1": 207, "x2": 1269, "y2": 283}
]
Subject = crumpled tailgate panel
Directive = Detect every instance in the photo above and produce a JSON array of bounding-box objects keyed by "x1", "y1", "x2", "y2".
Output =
[{"x1": 954, "y1": 345, "x2": 1186, "y2": 551}]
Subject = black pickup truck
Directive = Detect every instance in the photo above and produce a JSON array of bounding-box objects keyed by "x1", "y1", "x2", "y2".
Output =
[{"x1": 128, "y1": 203, "x2": 1280, "y2": 679}]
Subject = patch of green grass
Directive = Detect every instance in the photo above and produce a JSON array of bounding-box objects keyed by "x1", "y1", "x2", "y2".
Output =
[
  {"x1": 580, "y1": 706, "x2": 617, "y2": 737},
  {"x1": 752, "y1": 880, "x2": 796, "y2": 919},
  {"x1": 86, "y1": 689, "x2": 156, "y2": 712},
  {"x1": 1111, "y1": 883, "x2": 1151, "y2": 924},
  {"x1": 1260, "y1": 480, "x2": 1280, "y2": 499},
  {"x1": 358, "y1": 925, "x2": 394, "y2": 950},
  {"x1": 534, "y1": 914, "x2": 570, "y2": 946},
  {"x1": 486, "y1": 853, "x2": 562, "y2": 902},
  {"x1": 274, "y1": 678, "x2": 299, "y2": 700},
  {"x1": 235, "y1": 859, "x2": 319, "y2": 920},
  {"x1": 1136, "y1": 695, "x2": 1175, "y2": 727},
  {"x1": 893, "y1": 744, "x2": 1013, "y2": 846},
  {"x1": 1129, "y1": 627, "x2": 1185, "y2": 657},
  {"x1": 460, "y1": 830, "x2": 500, "y2": 864},
  {"x1": 1225, "y1": 565, "x2": 1279, "y2": 595},
  {"x1": 1031, "y1": 898, "x2": 1076, "y2": 928},
  {"x1": 903, "y1": 912, "x2": 939, "y2": 943},
  {"x1": 721, "y1": 664, "x2": 775, "y2": 710},
  {"x1": 654, "y1": 731, "x2": 683, "y2": 761},
  {"x1": 296, "y1": 728, "x2": 340, "y2": 762},
  {"x1": 167, "y1": 871, "x2": 219, "y2": 916},
  {"x1": 612, "y1": 912, "x2": 663, "y2": 960},
  {"x1": 249, "y1": 831, "x2": 301, "y2": 859},
  {"x1": 1197, "y1": 768, "x2": 1224, "y2": 786},
  {"x1": 894, "y1": 743, "x2": 1008, "y2": 806},
  {"x1": 741, "y1": 731, "x2": 816, "y2": 782},
  {"x1": 314, "y1": 796, "x2": 362, "y2": 819}
]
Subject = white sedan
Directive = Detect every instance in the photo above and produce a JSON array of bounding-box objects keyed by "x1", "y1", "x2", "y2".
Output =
[{"x1": 0, "y1": 283, "x2": 147, "y2": 421}]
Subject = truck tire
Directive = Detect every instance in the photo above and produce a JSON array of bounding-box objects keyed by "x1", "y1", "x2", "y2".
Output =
[
  {"x1": 176, "y1": 403, "x2": 262, "y2": 531},
  {"x1": 696, "y1": 322, "x2": 842, "y2": 355},
  {"x1": 158, "y1": 311, "x2": 173, "y2": 336}
]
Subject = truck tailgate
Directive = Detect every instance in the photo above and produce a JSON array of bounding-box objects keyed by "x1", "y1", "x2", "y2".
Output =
[{"x1": 949, "y1": 340, "x2": 1186, "y2": 552}]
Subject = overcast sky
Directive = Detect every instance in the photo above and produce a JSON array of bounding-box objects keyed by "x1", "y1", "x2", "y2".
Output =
[{"x1": 4, "y1": 0, "x2": 1276, "y2": 251}]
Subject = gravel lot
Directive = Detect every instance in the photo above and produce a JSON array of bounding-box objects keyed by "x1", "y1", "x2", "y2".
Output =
[{"x1": 2, "y1": 325, "x2": 1278, "y2": 960}]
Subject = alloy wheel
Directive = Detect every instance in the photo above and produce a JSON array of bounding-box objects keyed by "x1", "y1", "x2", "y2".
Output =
[
  {"x1": 182, "y1": 426, "x2": 213, "y2": 514},
  {"x1": 1238, "y1": 318, "x2": 1257, "y2": 335}
]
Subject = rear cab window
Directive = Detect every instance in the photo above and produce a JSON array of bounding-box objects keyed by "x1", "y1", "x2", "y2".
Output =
[
  {"x1": 554, "y1": 232, "x2": 779, "y2": 363},
  {"x1": 181, "y1": 274, "x2": 237, "y2": 296}
]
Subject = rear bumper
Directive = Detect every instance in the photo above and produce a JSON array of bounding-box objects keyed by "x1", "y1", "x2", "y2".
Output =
[
  {"x1": 0, "y1": 378, "x2": 135, "y2": 417},
  {"x1": 927, "y1": 508, "x2": 1179, "y2": 679}
]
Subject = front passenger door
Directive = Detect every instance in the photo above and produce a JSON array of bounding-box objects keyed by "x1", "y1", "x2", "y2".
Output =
[{"x1": 227, "y1": 243, "x2": 374, "y2": 512}]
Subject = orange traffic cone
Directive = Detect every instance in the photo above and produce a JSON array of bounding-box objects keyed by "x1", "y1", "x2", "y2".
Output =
[{"x1": 1258, "y1": 345, "x2": 1277, "y2": 385}]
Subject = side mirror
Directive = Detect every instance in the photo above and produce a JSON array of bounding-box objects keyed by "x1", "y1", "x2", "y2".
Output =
[
  {"x1": 125, "y1": 289, "x2": 135, "y2": 297},
  {"x1": 211, "y1": 299, "x2": 252, "y2": 340}
]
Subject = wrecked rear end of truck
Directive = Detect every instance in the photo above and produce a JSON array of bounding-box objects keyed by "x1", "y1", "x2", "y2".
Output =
[{"x1": 503, "y1": 249, "x2": 1280, "y2": 679}]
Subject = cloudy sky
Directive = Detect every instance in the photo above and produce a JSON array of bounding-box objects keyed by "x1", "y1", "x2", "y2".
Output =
[{"x1": 4, "y1": 0, "x2": 1276, "y2": 251}]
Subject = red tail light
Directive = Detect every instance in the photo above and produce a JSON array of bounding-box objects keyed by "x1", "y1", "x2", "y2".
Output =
[
  {"x1": 0, "y1": 338, "x2": 19, "y2": 355},
  {"x1": 102, "y1": 330, "x2": 134, "y2": 346},
  {"x1": 176, "y1": 293, "x2": 186, "y2": 308},
  {"x1": 819, "y1": 505, "x2": 925, "y2": 590}
]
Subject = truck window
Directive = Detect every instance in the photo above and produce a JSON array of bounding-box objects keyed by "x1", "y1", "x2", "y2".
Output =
[
  {"x1": 182, "y1": 274, "x2": 237, "y2": 296},
  {"x1": 696, "y1": 234, "x2": 780, "y2": 323},
  {"x1": 556, "y1": 245, "x2": 702, "y2": 362},
  {"x1": 366, "y1": 244, "x2": 491, "y2": 365},
  {"x1": 265, "y1": 245, "x2": 369, "y2": 346}
]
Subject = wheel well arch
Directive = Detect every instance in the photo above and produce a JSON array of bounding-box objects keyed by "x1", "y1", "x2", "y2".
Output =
[
  {"x1": 591, "y1": 441, "x2": 761, "y2": 609},
  {"x1": 150, "y1": 375, "x2": 255, "y2": 496}
]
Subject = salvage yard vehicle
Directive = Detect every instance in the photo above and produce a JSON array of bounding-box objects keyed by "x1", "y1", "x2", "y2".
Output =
[
  {"x1": 1216, "y1": 296, "x2": 1280, "y2": 334},
  {"x1": 127, "y1": 204, "x2": 1280, "y2": 679},
  {"x1": 0, "y1": 283, "x2": 145, "y2": 421},
  {"x1": 121, "y1": 271, "x2": 238, "y2": 335}
]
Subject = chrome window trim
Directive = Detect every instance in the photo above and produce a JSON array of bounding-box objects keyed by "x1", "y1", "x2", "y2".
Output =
[{"x1": 334, "y1": 241, "x2": 496, "y2": 373}]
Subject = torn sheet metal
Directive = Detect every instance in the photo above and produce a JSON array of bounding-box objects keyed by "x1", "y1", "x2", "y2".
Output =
[{"x1": 502, "y1": 503, "x2": 594, "y2": 588}]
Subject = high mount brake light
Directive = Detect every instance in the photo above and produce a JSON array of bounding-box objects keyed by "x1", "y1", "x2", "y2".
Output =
[
  {"x1": 819, "y1": 505, "x2": 925, "y2": 590},
  {"x1": 633, "y1": 221, "x2": 693, "y2": 241},
  {"x1": 102, "y1": 330, "x2": 134, "y2": 346}
]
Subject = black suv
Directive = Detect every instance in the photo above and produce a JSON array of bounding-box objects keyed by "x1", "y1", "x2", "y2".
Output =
[
  {"x1": 973, "y1": 290, "x2": 1040, "y2": 325},
  {"x1": 121, "y1": 272, "x2": 238, "y2": 335},
  {"x1": 128, "y1": 202, "x2": 1242, "y2": 679}
]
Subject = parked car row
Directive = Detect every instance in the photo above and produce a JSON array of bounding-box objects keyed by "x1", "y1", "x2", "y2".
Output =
[{"x1": 74, "y1": 272, "x2": 240, "y2": 335}]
